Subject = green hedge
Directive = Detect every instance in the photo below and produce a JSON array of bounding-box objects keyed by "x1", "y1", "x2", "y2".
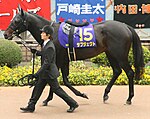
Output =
[
  {"x1": 57, "y1": 61, "x2": 150, "y2": 85},
  {"x1": 91, "y1": 46, "x2": 150, "y2": 66},
  {"x1": 0, "y1": 39, "x2": 22, "y2": 67}
]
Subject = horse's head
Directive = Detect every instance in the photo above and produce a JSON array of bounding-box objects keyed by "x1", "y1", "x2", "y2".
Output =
[{"x1": 4, "y1": 5, "x2": 28, "y2": 40}]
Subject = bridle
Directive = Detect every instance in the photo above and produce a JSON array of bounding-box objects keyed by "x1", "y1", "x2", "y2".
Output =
[{"x1": 9, "y1": 14, "x2": 28, "y2": 38}]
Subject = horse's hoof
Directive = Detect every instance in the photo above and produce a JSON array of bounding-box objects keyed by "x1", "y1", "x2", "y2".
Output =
[
  {"x1": 82, "y1": 93, "x2": 89, "y2": 99},
  {"x1": 42, "y1": 102, "x2": 48, "y2": 106},
  {"x1": 103, "y1": 95, "x2": 109, "y2": 103},
  {"x1": 42, "y1": 100, "x2": 49, "y2": 106},
  {"x1": 126, "y1": 100, "x2": 132, "y2": 105}
]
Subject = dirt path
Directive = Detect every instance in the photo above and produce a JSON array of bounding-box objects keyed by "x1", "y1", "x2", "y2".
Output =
[{"x1": 0, "y1": 85, "x2": 150, "y2": 119}]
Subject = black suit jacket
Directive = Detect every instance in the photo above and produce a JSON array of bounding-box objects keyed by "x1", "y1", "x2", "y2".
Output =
[{"x1": 35, "y1": 40, "x2": 60, "y2": 79}]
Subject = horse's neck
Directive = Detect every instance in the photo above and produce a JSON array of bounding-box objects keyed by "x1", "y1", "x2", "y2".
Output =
[
  {"x1": 52, "y1": 22, "x2": 60, "y2": 41},
  {"x1": 27, "y1": 14, "x2": 50, "y2": 45},
  {"x1": 28, "y1": 27, "x2": 42, "y2": 44},
  {"x1": 26, "y1": 13, "x2": 60, "y2": 45}
]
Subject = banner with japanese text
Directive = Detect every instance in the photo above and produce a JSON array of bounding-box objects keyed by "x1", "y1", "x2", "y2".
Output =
[
  {"x1": 56, "y1": 0, "x2": 106, "y2": 23},
  {"x1": 114, "y1": 0, "x2": 150, "y2": 28},
  {"x1": 0, "y1": 0, "x2": 50, "y2": 30}
]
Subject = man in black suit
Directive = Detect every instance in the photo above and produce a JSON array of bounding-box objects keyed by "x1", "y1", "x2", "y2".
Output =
[{"x1": 20, "y1": 25, "x2": 78, "y2": 113}]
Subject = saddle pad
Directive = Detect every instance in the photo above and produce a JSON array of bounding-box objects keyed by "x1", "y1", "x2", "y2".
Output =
[{"x1": 58, "y1": 22, "x2": 96, "y2": 48}]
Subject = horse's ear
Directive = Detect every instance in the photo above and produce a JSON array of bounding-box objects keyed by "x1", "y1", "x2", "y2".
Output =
[
  {"x1": 18, "y1": 4, "x2": 21, "y2": 12},
  {"x1": 18, "y1": 4, "x2": 24, "y2": 16}
]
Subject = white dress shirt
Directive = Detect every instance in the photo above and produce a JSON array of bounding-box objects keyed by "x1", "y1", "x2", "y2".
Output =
[{"x1": 43, "y1": 39, "x2": 50, "y2": 47}]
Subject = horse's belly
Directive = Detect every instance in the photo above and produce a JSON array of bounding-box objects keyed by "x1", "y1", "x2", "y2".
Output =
[{"x1": 75, "y1": 47, "x2": 105, "y2": 60}]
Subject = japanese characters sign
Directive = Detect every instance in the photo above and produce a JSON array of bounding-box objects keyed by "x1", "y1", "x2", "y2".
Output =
[
  {"x1": 56, "y1": 0, "x2": 106, "y2": 24},
  {"x1": 114, "y1": 0, "x2": 150, "y2": 28},
  {"x1": 0, "y1": 0, "x2": 50, "y2": 30}
]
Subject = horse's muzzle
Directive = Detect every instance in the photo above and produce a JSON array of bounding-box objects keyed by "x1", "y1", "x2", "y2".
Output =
[
  {"x1": 3, "y1": 33, "x2": 8, "y2": 39},
  {"x1": 3, "y1": 33, "x2": 14, "y2": 40}
]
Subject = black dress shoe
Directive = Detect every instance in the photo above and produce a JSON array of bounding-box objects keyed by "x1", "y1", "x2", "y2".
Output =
[
  {"x1": 42, "y1": 98, "x2": 52, "y2": 106},
  {"x1": 67, "y1": 103, "x2": 79, "y2": 113},
  {"x1": 20, "y1": 106, "x2": 35, "y2": 113}
]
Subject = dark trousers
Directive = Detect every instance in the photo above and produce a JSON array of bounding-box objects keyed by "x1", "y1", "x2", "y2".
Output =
[{"x1": 28, "y1": 77, "x2": 77, "y2": 107}]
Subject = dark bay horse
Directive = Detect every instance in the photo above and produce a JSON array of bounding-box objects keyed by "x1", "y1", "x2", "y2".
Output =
[{"x1": 4, "y1": 7, "x2": 144, "y2": 105}]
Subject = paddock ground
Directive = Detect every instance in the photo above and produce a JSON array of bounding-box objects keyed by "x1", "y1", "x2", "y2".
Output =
[{"x1": 0, "y1": 85, "x2": 150, "y2": 119}]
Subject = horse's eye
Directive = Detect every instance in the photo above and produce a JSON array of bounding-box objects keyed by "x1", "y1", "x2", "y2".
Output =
[{"x1": 14, "y1": 19, "x2": 20, "y2": 24}]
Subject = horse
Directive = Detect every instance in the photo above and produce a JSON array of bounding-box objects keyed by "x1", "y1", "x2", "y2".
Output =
[{"x1": 4, "y1": 6, "x2": 144, "y2": 105}]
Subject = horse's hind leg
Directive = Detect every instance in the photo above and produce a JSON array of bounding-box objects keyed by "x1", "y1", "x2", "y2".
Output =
[
  {"x1": 103, "y1": 52, "x2": 122, "y2": 103},
  {"x1": 119, "y1": 60, "x2": 134, "y2": 105},
  {"x1": 61, "y1": 64, "x2": 88, "y2": 99}
]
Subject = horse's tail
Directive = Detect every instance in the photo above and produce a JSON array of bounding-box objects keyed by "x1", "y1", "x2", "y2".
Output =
[{"x1": 127, "y1": 25, "x2": 145, "y2": 80}]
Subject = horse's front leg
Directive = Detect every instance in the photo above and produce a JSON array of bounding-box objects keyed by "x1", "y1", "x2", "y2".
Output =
[
  {"x1": 42, "y1": 87, "x2": 53, "y2": 106},
  {"x1": 61, "y1": 64, "x2": 88, "y2": 99}
]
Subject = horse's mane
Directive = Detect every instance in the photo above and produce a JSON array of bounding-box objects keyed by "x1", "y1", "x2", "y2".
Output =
[{"x1": 28, "y1": 12, "x2": 50, "y2": 23}]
